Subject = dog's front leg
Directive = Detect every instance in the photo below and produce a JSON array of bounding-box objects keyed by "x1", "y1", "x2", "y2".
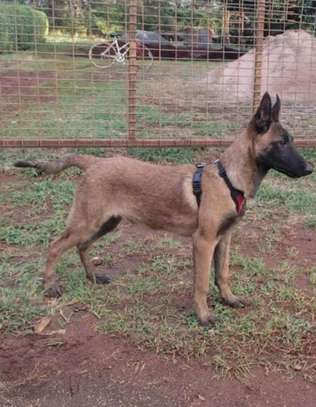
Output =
[
  {"x1": 192, "y1": 231, "x2": 217, "y2": 325},
  {"x1": 214, "y1": 232, "x2": 249, "y2": 308}
]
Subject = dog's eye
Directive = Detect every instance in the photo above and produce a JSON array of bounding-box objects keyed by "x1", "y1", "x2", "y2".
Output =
[
  {"x1": 279, "y1": 138, "x2": 287, "y2": 146},
  {"x1": 279, "y1": 134, "x2": 291, "y2": 145}
]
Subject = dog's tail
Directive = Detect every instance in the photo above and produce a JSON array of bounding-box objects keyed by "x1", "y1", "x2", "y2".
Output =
[{"x1": 14, "y1": 154, "x2": 96, "y2": 175}]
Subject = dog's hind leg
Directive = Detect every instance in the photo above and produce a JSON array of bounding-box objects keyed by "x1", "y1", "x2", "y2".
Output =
[
  {"x1": 77, "y1": 216, "x2": 122, "y2": 284},
  {"x1": 214, "y1": 232, "x2": 250, "y2": 308},
  {"x1": 44, "y1": 229, "x2": 82, "y2": 298}
]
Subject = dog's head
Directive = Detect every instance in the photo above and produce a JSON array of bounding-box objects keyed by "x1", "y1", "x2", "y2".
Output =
[{"x1": 249, "y1": 92, "x2": 313, "y2": 178}]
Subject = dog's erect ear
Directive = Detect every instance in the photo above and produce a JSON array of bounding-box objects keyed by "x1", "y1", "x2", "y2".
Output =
[
  {"x1": 250, "y1": 92, "x2": 272, "y2": 134},
  {"x1": 272, "y1": 94, "x2": 281, "y2": 122}
]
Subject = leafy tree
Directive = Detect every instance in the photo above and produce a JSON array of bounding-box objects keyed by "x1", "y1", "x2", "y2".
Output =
[
  {"x1": 0, "y1": 3, "x2": 48, "y2": 51},
  {"x1": 15, "y1": 0, "x2": 316, "y2": 37}
]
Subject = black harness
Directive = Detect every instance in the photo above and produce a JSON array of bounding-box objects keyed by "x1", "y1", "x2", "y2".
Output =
[{"x1": 192, "y1": 161, "x2": 246, "y2": 215}]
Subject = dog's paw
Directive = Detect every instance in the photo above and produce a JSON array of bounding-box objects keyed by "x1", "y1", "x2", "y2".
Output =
[
  {"x1": 222, "y1": 295, "x2": 250, "y2": 308},
  {"x1": 44, "y1": 283, "x2": 63, "y2": 298},
  {"x1": 87, "y1": 272, "x2": 111, "y2": 285},
  {"x1": 194, "y1": 302, "x2": 217, "y2": 326},
  {"x1": 198, "y1": 312, "x2": 217, "y2": 326}
]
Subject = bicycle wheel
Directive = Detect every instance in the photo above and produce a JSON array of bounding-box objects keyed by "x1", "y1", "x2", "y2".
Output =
[
  {"x1": 88, "y1": 42, "x2": 116, "y2": 69},
  {"x1": 136, "y1": 45, "x2": 154, "y2": 69}
]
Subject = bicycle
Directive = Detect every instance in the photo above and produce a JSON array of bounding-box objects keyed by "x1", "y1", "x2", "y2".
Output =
[{"x1": 88, "y1": 35, "x2": 154, "y2": 69}]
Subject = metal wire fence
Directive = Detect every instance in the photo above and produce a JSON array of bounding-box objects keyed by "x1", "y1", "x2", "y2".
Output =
[{"x1": 0, "y1": 0, "x2": 316, "y2": 148}]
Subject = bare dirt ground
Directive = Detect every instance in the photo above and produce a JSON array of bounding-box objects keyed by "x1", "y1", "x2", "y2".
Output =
[
  {"x1": 0, "y1": 71, "x2": 57, "y2": 110},
  {"x1": 203, "y1": 30, "x2": 316, "y2": 104},
  {"x1": 1, "y1": 311, "x2": 316, "y2": 407}
]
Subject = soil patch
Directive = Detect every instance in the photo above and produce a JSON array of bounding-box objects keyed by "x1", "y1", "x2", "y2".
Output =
[
  {"x1": 203, "y1": 30, "x2": 316, "y2": 104},
  {"x1": 1, "y1": 315, "x2": 316, "y2": 407},
  {"x1": 283, "y1": 225, "x2": 316, "y2": 268},
  {"x1": 0, "y1": 70, "x2": 57, "y2": 113}
]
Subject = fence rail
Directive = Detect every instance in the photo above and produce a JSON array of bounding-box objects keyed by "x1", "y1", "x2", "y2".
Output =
[
  {"x1": 1, "y1": 138, "x2": 315, "y2": 149},
  {"x1": 1, "y1": 0, "x2": 316, "y2": 148}
]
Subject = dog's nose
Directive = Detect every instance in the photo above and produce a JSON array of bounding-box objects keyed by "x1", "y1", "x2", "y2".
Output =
[{"x1": 304, "y1": 162, "x2": 314, "y2": 175}]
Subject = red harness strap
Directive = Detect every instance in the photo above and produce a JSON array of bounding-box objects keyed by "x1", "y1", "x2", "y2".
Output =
[{"x1": 234, "y1": 192, "x2": 246, "y2": 215}]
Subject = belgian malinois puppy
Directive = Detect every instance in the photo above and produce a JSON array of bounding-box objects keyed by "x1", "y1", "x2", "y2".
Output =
[{"x1": 15, "y1": 93, "x2": 313, "y2": 325}]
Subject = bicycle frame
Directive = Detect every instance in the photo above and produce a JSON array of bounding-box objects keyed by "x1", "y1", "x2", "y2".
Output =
[
  {"x1": 89, "y1": 37, "x2": 153, "y2": 69},
  {"x1": 101, "y1": 38, "x2": 130, "y2": 64}
]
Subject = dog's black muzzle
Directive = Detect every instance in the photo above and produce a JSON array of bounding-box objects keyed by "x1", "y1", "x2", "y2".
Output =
[{"x1": 258, "y1": 142, "x2": 314, "y2": 178}]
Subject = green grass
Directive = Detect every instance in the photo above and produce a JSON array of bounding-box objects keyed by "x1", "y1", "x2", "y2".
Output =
[
  {"x1": 136, "y1": 107, "x2": 238, "y2": 138},
  {"x1": 0, "y1": 52, "x2": 231, "y2": 141},
  {"x1": 128, "y1": 147, "x2": 196, "y2": 163},
  {"x1": 257, "y1": 169, "x2": 316, "y2": 216},
  {"x1": 0, "y1": 73, "x2": 128, "y2": 139},
  {"x1": 0, "y1": 176, "x2": 74, "y2": 246},
  {"x1": 0, "y1": 257, "x2": 47, "y2": 333},
  {"x1": 310, "y1": 268, "x2": 316, "y2": 285}
]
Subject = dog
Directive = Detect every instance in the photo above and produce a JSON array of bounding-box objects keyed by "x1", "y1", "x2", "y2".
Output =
[{"x1": 15, "y1": 93, "x2": 313, "y2": 325}]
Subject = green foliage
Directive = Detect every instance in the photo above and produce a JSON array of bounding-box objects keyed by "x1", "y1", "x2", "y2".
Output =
[
  {"x1": 90, "y1": 3, "x2": 126, "y2": 36},
  {"x1": 176, "y1": 4, "x2": 222, "y2": 31},
  {"x1": 12, "y1": 1, "x2": 316, "y2": 40},
  {"x1": 267, "y1": 0, "x2": 316, "y2": 29},
  {"x1": 0, "y1": 12, "x2": 9, "y2": 50},
  {"x1": 31, "y1": 1, "x2": 222, "y2": 37},
  {"x1": 0, "y1": 3, "x2": 48, "y2": 52}
]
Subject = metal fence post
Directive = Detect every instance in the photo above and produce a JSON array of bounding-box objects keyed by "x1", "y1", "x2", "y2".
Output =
[
  {"x1": 128, "y1": 0, "x2": 137, "y2": 143},
  {"x1": 253, "y1": 0, "x2": 265, "y2": 111}
]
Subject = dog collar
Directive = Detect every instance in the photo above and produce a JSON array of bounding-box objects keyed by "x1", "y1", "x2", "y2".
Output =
[{"x1": 192, "y1": 161, "x2": 246, "y2": 215}]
